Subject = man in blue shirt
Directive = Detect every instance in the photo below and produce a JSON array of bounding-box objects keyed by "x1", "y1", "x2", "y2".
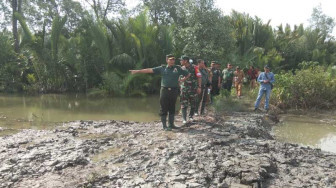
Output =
[{"x1": 254, "y1": 65, "x2": 275, "y2": 112}]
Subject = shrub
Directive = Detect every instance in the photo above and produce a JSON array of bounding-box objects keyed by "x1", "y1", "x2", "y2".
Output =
[
  {"x1": 271, "y1": 66, "x2": 336, "y2": 109},
  {"x1": 212, "y1": 89, "x2": 249, "y2": 113}
]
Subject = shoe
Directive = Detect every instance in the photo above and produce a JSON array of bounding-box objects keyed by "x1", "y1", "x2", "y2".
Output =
[
  {"x1": 182, "y1": 120, "x2": 187, "y2": 124},
  {"x1": 165, "y1": 127, "x2": 172, "y2": 131},
  {"x1": 254, "y1": 108, "x2": 258, "y2": 112},
  {"x1": 194, "y1": 113, "x2": 198, "y2": 116},
  {"x1": 170, "y1": 124, "x2": 179, "y2": 129},
  {"x1": 189, "y1": 118, "x2": 194, "y2": 122}
]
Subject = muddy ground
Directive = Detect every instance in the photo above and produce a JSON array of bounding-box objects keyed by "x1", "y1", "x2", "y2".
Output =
[{"x1": 0, "y1": 111, "x2": 335, "y2": 188}]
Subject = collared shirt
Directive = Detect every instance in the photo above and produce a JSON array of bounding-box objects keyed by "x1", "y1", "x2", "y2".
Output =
[
  {"x1": 234, "y1": 70, "x2": 244, "y2": 83},
  {"x1": 247, "y1": 68, "x2": 258, "y2": 79},
  {"x1": 222, "y1": 68, "x2": 234, "y2": 81},
  {"x1": 153, "y1": 65, "x2": 189, "y2": 87},
  {"x1": 211, "y1": 68, "x2": 221, "y2": 82},
  {"x1": 257, "y1": 72, "x2": 275, "y2": 90},
  {"x1": 200, "y1": 68, "x2": 210, "y2": 86}
]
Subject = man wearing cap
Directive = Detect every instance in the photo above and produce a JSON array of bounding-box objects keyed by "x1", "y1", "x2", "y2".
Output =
[
  {"x1": 129, "y1": 54, "x2": 190, "y2": 130},
  {"x1": 254, "y1": 65, "x2": 275, "y2": 112},
  {"x1": 210, "y1": 61, "x2": 222, "y2": 102},
  {"x1": 179, "y1": 55, "x2": 202, "y2": 124},
  {"x1": 222, "y1": 63, "x2": 234, "y2": 94}
]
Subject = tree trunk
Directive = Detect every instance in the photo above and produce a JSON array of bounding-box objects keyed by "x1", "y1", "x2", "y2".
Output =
[{"x1": 12, "y1": 0, "x2": 19, "y2": 53}]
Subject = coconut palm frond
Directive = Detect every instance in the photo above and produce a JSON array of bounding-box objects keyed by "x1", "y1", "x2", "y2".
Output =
[
  {"x1": 51, "y1": 15, "x2": 67, "y2": 61},
  {"x1": 14, "y1": 12, "x2": 35, "y2": 44},
  {"x1": 109, "y1": 53, "x2": 135, "y2": 72}
]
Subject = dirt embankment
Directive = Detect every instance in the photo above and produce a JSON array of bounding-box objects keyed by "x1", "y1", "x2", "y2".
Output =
[{"x1": 0, "y1": 112, "x2": 335, "y2": 188}]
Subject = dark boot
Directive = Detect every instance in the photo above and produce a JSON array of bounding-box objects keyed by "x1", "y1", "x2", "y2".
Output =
[
  {"x1": 189, "y1": 107, "x2": 195, "y2": 120},
  {"x1": 182, "y1": 108, "x2": 187, "y2": 122},
  {"x1": 161, "y1": 115, "x2": 167, "y2": 130},
  {"x1": 168, "y1": 114, "x2": 178, "y2": 129}
]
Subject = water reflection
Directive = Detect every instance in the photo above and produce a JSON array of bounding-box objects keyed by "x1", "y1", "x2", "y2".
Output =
[
  {"x1": 273, "y1": 114, "x2": 336, "y2": 153},
  {"x1": 0, "y1": 94, "x2": 160, "y2": 131}
]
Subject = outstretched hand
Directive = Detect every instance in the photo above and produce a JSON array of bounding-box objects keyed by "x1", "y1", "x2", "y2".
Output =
[
  {"x1": 129, "y1": 70, "x2": 138, "y2": 74},
  {"x1": 197, "y1": 87, "x2": 201, "y2": 94}
]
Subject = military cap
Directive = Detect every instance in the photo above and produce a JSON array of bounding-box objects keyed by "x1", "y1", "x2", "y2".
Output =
[
  {"x1": 166, "y1": 54, "x2": 175, "y2": 60},
  {"x1": 180, "y1": 55, "x2": 189, "y2": 61}
]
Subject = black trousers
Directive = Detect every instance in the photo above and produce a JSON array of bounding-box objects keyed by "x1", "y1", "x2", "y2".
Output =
[
  {"x1": 159, "y1": 87, "x2": 179, "y2": 117},
  {"x1": 222, "y1": 80, "x2": 233, "y2": 92},
  {"x1": 211, "y1": 80, "x2": 220, "y2": 96},
  {"x1": 196, "y1": 85, "x2": 208, "y2": 115}
]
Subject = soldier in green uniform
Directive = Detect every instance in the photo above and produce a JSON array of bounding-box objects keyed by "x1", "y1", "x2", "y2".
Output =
[
  {"x1": 210, "y1": 61, "x2": 222, "y2": 103},
  {"x1": 195, "y1": 59, "x2": 211, "y2": 115},
  {"x1": 129, "y1": 54, "x2": 190, "y2": 131},
  {"x1": 222, "y1": 63, "x2": 234, "y2": 93},
  {"x1": 179, "y1": 55, "x2": 202, "y2": 125}
]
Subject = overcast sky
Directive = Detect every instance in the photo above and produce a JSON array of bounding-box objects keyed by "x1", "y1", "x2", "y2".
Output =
[
  {"x1": 215, "y1": 0, "x2": 336, "y2": 36},
  {"x1": 125, "y1": 0, "x2": 336, "y2": 36}
]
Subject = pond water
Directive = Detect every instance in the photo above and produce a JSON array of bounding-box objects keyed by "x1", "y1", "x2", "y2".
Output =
[
  {"x1": 0, "y1": 94, "x2": 160, "y2": 131},
  {"x1": 273, "y1": 113, "x2": 336, "y2": 153},
  {"x1": 2, "y1": 94, "x2": 336, "y2": 153}
]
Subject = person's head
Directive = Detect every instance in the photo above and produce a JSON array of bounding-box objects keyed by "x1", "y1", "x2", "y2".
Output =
[
  {"x1": 166, "y1": 54, "x2": 175, "y2": 66},
  {"x1": 216, "y1": 62, "x2": 221, "y2": 69},
  {"x1": 180, "y1": 55, "x2": 190, "y2": 66},
  {"x1": 236, "y1": 66, "x2": 240, "y2": 71},
  {"x1": 197, "y1": 59, "x2": 204, "y2": 68},
  {"x1": 250, "y1": 65, "x2": 254, "y2": 69},
  {"x1": 264, "y1": 65, "x2": 270, "y2": 72},
  {"x1": 211, "y1": 61, "x2": 216, "y2": 68},
  {"x1": 227, "y1": 63, "x2": 232, "y2": 69}
]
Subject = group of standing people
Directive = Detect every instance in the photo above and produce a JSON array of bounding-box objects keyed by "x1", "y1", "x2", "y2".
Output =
[
  {"x1": 221, "y1": 63, "x2": 275, "y2": 112},
  {"x1": 222, "y1": 64, "x2": 259, "y2": 98},
  {"x1": 130, "y1": 54, "x2": 275, "y2": 131}
]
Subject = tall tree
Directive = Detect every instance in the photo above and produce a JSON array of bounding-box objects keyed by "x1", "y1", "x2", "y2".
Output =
[
  {"x1": 309, "y1": 4, "x2": 335, "y2": 39},
  {"x1": 84, "y1": 0, "x2": 125, "y2": 21},
  {"x1": 10, "y1": 0, "x2": 22, "y2": 52}
]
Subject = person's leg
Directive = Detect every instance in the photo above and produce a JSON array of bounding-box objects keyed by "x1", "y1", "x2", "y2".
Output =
[
  {"x1": 235, "y1": 82, "x2": 239, "y2": 97},
  {"x1": 210, "y1": 81, "x2": 218, "y2": 102},
  {"x1": 200, "y1": 87, "x2": 208, "y2": 115},
  {"x1": 228, "y1": 80, "x2": 233, "y2": 93},
  {"x1": 159, "y1": 88, "x2": 168, "y2": 129},
  {"x1": 251, "y1": 79, "x2": 256, "y2": 89},
  {"x1": 180, "y1": 91, "x2": 188, "y2": 122},
  {"x1": 264, "y1": 89, "x2": 271, "y2": 111},
  {"x1": 254, "y1": 88, "x2": 265, "y2": 110},
  {"x1": 195, "y1": 88, "x2": 203, "y2": 115},
  {"x1": 189, "y1": 93, "x2": 196, "y2": 120},
  {"x1": 223, "y1": 81, "x2": 230, "y2": 96},
  {"x1": 238, "y1": 83, "x2": 242, "y2": 97},
  {"x1": 168, "y1": 89, "x2": 179, "y2": 128}
]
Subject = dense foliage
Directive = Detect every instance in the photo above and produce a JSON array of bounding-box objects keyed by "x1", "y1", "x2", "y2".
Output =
[
  {"x1": 271, "y1": 65, "x2": 336, "y2": 109},
  {"x1": 0, "y1": 0, "x2": 336, "y2": 108}
]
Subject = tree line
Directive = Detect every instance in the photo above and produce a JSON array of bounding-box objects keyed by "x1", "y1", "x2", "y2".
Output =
[{"x1": 0, "y1": 0, "x2": 335, "y2": 97}]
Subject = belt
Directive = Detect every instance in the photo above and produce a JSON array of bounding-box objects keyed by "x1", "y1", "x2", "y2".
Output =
[{"x1": 162, "y1": 87, "x2": 178, "y2": 91}]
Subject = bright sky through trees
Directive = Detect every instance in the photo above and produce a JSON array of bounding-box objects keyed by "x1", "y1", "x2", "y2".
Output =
[
  {"x1": 125, "y1": 0, "x2": 336, "y2": 36},
  {"x1": 215, "y1": 0, "x2": 335, "y2": 36}
]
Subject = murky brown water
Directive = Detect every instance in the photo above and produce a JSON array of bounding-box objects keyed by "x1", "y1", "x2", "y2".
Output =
[
  {"x1": 273, "y1": 113, "x2": 336, "y2": 153},
  {"x1": 0, "y1": 94, "x2": 160, "y2": 132}
]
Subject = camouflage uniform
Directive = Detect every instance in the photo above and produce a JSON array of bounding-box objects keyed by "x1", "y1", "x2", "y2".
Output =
[{"x1": 180, "y1": 64, "x2": 201, "y2": 121}]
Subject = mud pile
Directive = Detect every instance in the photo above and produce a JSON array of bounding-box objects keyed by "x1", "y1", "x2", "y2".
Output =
[{"x1": 0, "y1": 112, "x2": 335, "y2": 187}]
